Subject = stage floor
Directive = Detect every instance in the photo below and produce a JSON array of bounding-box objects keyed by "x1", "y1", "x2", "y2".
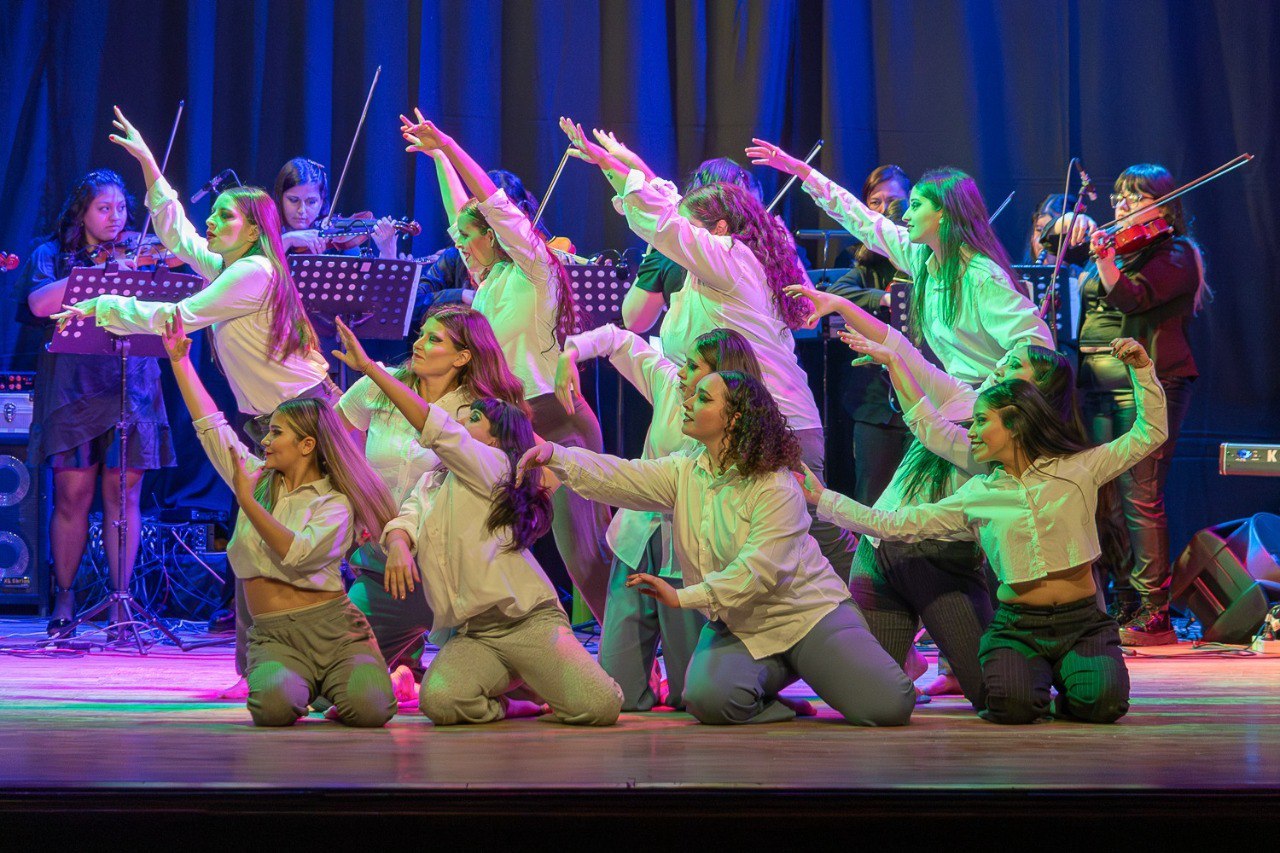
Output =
[{"x1": 0, "y1": 618, "x2": 1276, "y2": 795}]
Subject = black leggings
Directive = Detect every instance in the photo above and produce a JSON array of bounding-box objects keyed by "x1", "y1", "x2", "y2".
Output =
[{"x1": 849, "y1": 536, "x2": 991, "y2": 709}]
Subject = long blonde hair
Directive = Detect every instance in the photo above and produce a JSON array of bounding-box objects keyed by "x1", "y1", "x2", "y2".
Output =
[
  {"x1": 218, "y1": 186, "x2": 320, "y2": 362},
  {"x1": 253, "y1": 398, "x2": 396, "y2": 542}
]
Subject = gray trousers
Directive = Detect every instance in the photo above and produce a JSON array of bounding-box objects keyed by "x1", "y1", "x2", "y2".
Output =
[
  {"x1": 419, "y1": 604, "x2": 623, "y2": 726},
  {"x1": 528, "y1": 392, "x2": 613, "y2": 623},
  {"x1": 597, "y1": 531, "x2": 705, "y2": 711},
  {"x1": 246, "y1": 596, "x2": 397, "y2": 728},
  {"x1": 795, "y1": 428, "x2": 857, "y2": 583},
  {"x1": 348, "y1": 568, "x2": 434, "y2": 677},
  {"x1": 683, "y1": 601, "x2": 915, "y2": 726}
]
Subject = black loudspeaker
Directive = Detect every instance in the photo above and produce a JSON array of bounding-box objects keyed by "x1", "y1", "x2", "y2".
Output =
[
  {"x1": 1172, "y1": 514, "x2": 1280, "y2": 644},
  {"x1": 0, "y1": 441, "x2": 48, "y2": 614}
]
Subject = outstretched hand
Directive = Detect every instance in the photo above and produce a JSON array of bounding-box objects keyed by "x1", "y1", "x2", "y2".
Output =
[
  {"x1": 745, "y1": 138, "x2": 808, "y2": 178},
  {"x1": 793, "y1": 462, "x2": 825, "y2": 507},
  {"x1": 161, "y1": 314, "x2": 191, "y2": 362},
  {"x1": 50, "y1": 297, "x2": 98, "y2": 333},
  {"x1": 838, "y1": 328, "x2": 894, "y2": 367},
  {"x1": 515, "y1": 443, "x2": 556, "y2": 486},
  {"x1": 591, "y1": 129, "x2": 646, "y2": 175},
  {"x1": 553, "y1": 350, "x2": 580, "y2": 415},
  {"x1": 559, "y1": 117, "x2": 613, "y2": 167},
  {"x1": 400, "y1": 108, "x2": 452, "y2": 155},
  {"x1": 782, "y1": 283, "x2": 841, "y2": 328},
  {"x1": 331, "y1": 316, "x2": 374, "y2": 373},
  {"x1": 108, "y1": 106, "x2": 157, "y2": 166},
  {"x1": 1111, "y1": 337, "x2": 1151, "y2": 368}
]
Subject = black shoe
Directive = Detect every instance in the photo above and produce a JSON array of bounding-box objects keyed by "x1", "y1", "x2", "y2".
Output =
[
  {"x1": 45, "y1": 618, "x2": 75, "y2": 638},
  {"x1": 1120, "y1": 605, "x2": 1177, "y2": 646},
  {"x1": 207, "y1": 608, "x2": 236, "y2": 633}
]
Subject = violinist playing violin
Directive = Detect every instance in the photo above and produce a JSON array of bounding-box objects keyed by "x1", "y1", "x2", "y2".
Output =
[
  {"x1": 273, "y1": 156, "x2": 401, "y2": 260},
  {"x1": 1079, "y1": 164, "x2": 1210, "y2": 646},
  {"x1": 19, "y1": 168, "x2": 177, "y2": 638}
]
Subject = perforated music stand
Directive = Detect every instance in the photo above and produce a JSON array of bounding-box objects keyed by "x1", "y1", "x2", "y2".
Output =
[
  {"x1": 45, "y1": 264, "x2": 204, "y2": 652},
  {"x1": 566, "y1": 263, "x2": 635, "y2": 331},
  {"x1": 289, "y1": 255, "x2": 421, "y2": 387},
  {"x1": 1012, "y1": 264, "x2": 1076, "y2": 348}
]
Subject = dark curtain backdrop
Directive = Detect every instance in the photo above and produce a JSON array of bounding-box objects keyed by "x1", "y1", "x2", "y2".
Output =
[{"x1": 2, "y1": 0, "x2": 1277, "y2": 552}]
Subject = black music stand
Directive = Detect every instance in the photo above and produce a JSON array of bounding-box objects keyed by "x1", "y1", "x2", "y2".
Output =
[
  {"x1": 289, "y1": 255, "x2": 421, "y2": 387},
  {"x1": 1012, "y1": 264, "x2": 1077, "y2": 349},
  {"x1": 565, "y1": 263, "x2": 635, "y2": 331},
  {"x1": 45, "y1": 264, "x2": 204, "y2": 652}
]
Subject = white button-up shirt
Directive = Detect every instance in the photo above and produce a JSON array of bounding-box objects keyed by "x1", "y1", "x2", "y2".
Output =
[
  {"x1": 339, "y1": 376, "x2": 473, "y2": 573},
  {"x1": 193, "y1": 412, "x2": 351, "y2": 591},
  {"x1": 381, "y1": 403, "x2": 560, "y2": 634},
  {"x1": 549, "y1": 444, "x2": 850, "y2": 660},
  {"x1": 817, "y1": 364, "x2": 1168, "y2": 585},
  {"x1": 566, "y1": 324, "x2": 696, "y2": 577},
  {"x1": 802, "y1": 169, "x2": 1052, "y2": 387},
  {"x1": 94, "y1": 177, "x2": 330, "y2": 416},
  {"x1": 614, "y1": 170, "x2": 823, "y2": 432},
  {"x1": 452, "y1": 189, "x2": 561, "y2": 399}
]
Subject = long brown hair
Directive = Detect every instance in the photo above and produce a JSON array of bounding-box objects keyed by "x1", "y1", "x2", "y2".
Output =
[
  {"x1": 49, "y1": 169, "x2": 135, "y2": 254},
  {"x1": 457, "y1": 199, "x2": 581, "y2": 347},
  {"x1": 471, "y1": 399, "x2": 553, "y2": 553},
  {"x1": 272, "y1": 157, "x2": 329, "y2": 227},
  {"x1": 253, "y1": 398, "x2": 397, "y2": 544},
  {"x1": 374, "y1": 306, "x2": 530, "y2": 416},
  {"x1": 693, "y1": 328, "x2": 764, "y2": 379},
  {"x1": 715, "y1": 371, "x2": 801, "y2": 478},
  {"x1": 908, "y1": 168, "x2": 1021, "y2": 344},
  {"x1": 217, "y1": 186, "x2": 319, "y2": 363},
  {"x1": 681, "y1": 182, "x2": 810, "y2": 329}
]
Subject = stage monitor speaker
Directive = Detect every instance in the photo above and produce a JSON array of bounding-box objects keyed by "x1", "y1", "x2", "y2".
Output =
[
  {"x1": 1172, "y1": 515, "x2": 1280, "y2": 644},
  {"x1": 0, "y1": 440, "x2": 49, "y2": 613}
]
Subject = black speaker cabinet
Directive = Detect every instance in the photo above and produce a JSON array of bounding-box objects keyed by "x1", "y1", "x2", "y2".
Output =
[
  {"x1": 1172, "y1": 515, "x2": 1280, "y2": 644},
  {"x1": 0, "y1": 441, "x2": 49, "y2": 614}
]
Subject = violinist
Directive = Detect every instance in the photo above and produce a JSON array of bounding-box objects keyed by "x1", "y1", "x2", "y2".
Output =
[
  {"x1": 1080, "y1": 164, "x2": 1209, "y2": 645},
  {"x1": 20, "y1": 168, "x2": 177, "y2": 637},
  {"x1": 273, "y1": 157, "x2": 400, "y2": 260}
]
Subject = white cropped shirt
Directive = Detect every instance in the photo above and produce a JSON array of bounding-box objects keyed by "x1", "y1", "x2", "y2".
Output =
[
  {"x1": 193, "y1": 412, "x2": 352, "y2": 591},
  {"x1": 93, "y1": 177, "x2": 330, "y2": 416},
  {"x1": 566, "y1": 324, "x2": 696, "y2": 576},
  {"x1": 614, "y1": 170, "x2": 823, "y2": 432},
  {"x1": 381, "y1": 403, "x2": 560, "y2": 634},
  {"x1": 802, "y1": 169, "x2": 1051, "y2": 386},
  {"x1": 452, "y1": 189, "x2": 561, "y2": 399},
  {"x1": 548, "y1": 444, "x2": 849, "y2": 660},
  {"x1": 817, "y1": 363, "x2": 1168, "y2": 585}
]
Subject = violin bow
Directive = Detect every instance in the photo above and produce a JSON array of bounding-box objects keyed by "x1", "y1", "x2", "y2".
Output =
[
  {"x1": 1097, "y1": 153, "x2": 1254, "y2": 231},
  {"x1": 766, "y1": 139, "x2": 823, "y2": 214},
  {"x1": 134, "y1": 100, "x2": 184, "y2": 250},
  {"x1": 324, "y1": 65, "x2": 382, "y2": 229},
  {"x1": 533, "y1": 146, "x2": 573, "y2": 237},
  {"x1": 987, "y1": 190, "x2": 1015, "y2": 223}
]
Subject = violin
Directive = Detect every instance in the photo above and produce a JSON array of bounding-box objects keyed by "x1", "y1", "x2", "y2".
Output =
[
  {"x1": 65, "y1": 231, "x2": 184, "y2": 270},
  {"x1": 1094, "y1": 217, "x2": 1175, "y2": 257},
  {"x1": 287, "y1": 212, "x2": 422, "y2": 254}
]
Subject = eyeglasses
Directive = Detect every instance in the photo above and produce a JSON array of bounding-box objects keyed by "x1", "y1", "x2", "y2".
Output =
[{"x1": 1109, "y1": 192, "x2": 1154, "y2": 208}]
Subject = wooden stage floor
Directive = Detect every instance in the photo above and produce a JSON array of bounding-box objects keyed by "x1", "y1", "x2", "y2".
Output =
[{"x1": 0, "y1": 617, "x2": 1277, "y2": 838}]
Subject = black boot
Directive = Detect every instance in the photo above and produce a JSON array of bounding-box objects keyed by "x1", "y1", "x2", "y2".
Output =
[
  {"x1": 46, "y1": 586, "x2": 76, "y2": 638},
  {"x1": 1120, "y1": 601, "x2": 1177, "y2": 646},
  {"x1": 1107, "y1": 589, "x2": 1141, "y2": 626}
]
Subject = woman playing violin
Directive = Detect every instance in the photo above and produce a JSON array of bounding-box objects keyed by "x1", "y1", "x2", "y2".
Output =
[
  {"x1": 273, "y1": 157, "x2": 400, "y2": 260},
  {"x1": 1080, "y1": 163, "x2": 1209, "y2": 644},
  {"x1": 19, "y1": 168, "x2": 176, "y2": 637}
]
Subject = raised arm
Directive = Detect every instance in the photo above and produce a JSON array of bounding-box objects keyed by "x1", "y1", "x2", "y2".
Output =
[
  {"x1": 747, "y1": 140, "x2": 917, "y2": 274},
  {"x1": 401, "y1": 111, "x2": 498, "y2": 203},
  {"x1": 332, "y1": 317, "x2": 429, "y2": 432},
  {"x1": 561, "y1": 324, "x2": 676, "y2": 410},
  {"x1": 430, "y1": 150, "x2": 469, "y2": 226},
  {"x1": 1075, "y1": 339, "x2": 1168, "y2": 485},
  {"x1": 815, "y1": 484, "x2": 974, "y2": 544}
]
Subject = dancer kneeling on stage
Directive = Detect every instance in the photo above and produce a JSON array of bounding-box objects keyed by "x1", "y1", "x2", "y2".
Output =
[
  {"x1": 804, "y1": 339, "x2": 1166, "y2": 724},
  {"x1": 518, "y1": 372, "x2": 916, "y2": 726},
  {"x1": 333, "y1": 320, "x2": 623, "y2": 727},
  {"x1": 162, "y1": 321, "x2": 397, "y2": 728}
]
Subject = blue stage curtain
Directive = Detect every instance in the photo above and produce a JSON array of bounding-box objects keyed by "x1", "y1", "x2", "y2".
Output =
[{"x1": 0, "y1": 0, "x2": 1276, "y2": 546}]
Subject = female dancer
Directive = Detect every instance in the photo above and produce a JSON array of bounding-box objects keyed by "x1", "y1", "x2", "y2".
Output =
[
  {"x1": 1080, "y1": 164, "x2": 1208, "y2": 643},
  {"x1": 273, "y1": 156, "x2": 400, "y2": 259},
  {"x1": 339, "y1": 305, "x2": 527, "y2": 685},
  {"x1": 747, "y1": 140, "x2": 1052, "y2": 385},
  {"x1": 22, "y1": 169, "x2": 177, "y2": 636},
  {"x1": 400, "y1": 111, "x2": 612, "y2": 623},
  {"x1": 623, "y1": 155, "x2": 765, "y2": 334},
  {"x1": 807, "y1": 338, "x2": 1166, "y2": 724},
  {"x1": 163, "y1": 320, "x2": 396, "y2": 727},
  {"x1": 560, "y1": 121, "x2": 855, "y2": 579},
  {"x1": 333, "y1": 320, "x2": 622, "y2": 726},
  {"x1": 556, "y1": 326, "x2": 762, "y2": 710},
  {"x1": 519, "y1": 371, "x2": 916, "y2": 726}
]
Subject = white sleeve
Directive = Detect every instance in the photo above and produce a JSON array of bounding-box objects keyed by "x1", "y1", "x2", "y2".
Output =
[
  {"x1": 548, "y1": 444, "x2": 681, "y2": 513},
  {"x1": 94, "y1": 255, "x2": 275, "y2": 335},
  {"x1": 568, "y1": 324, "x2": 675, "y2": 404},
  {"x1": 801, "y1": 168, "x2": 919, "y2": 275},
  {"x1": 616, "y1": 170, "x2": 763, "y2": 296},
  {"x1": 336, "y1": 375, "x2": 378, "y2": 431},
  {"x1": 816, "y1": 486, "x2": 975, "y2": 543},
  {"x1": 381, "y1": 471, "x2": 429, "y2": 553},
  {"x1": 972, "y1": 269, "x2": 1054, "y2": 353},
  {"x1": 191, "y1": 411, "x2": 264, "y2": 488},
  {"x1": 144, "y1": 176, "x2": 225, "y2": 282},
  {"x1": 1075, "y1": 363, "x2": 1169, "y2": 485},
  {"x1": 418, "y1": 402, "x2": 512, "y2": 497},
  {"x1": 476, "y1": 189, "x2": 557, "y2": 292}
]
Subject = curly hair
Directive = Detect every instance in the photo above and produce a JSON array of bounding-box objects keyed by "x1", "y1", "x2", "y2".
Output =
[
  {"x1": 715, "y1": 371, "x2": 801, "y2": 477},
  {"x1": 681, "y1": 182, "x2": 810, "y2": 330}
]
